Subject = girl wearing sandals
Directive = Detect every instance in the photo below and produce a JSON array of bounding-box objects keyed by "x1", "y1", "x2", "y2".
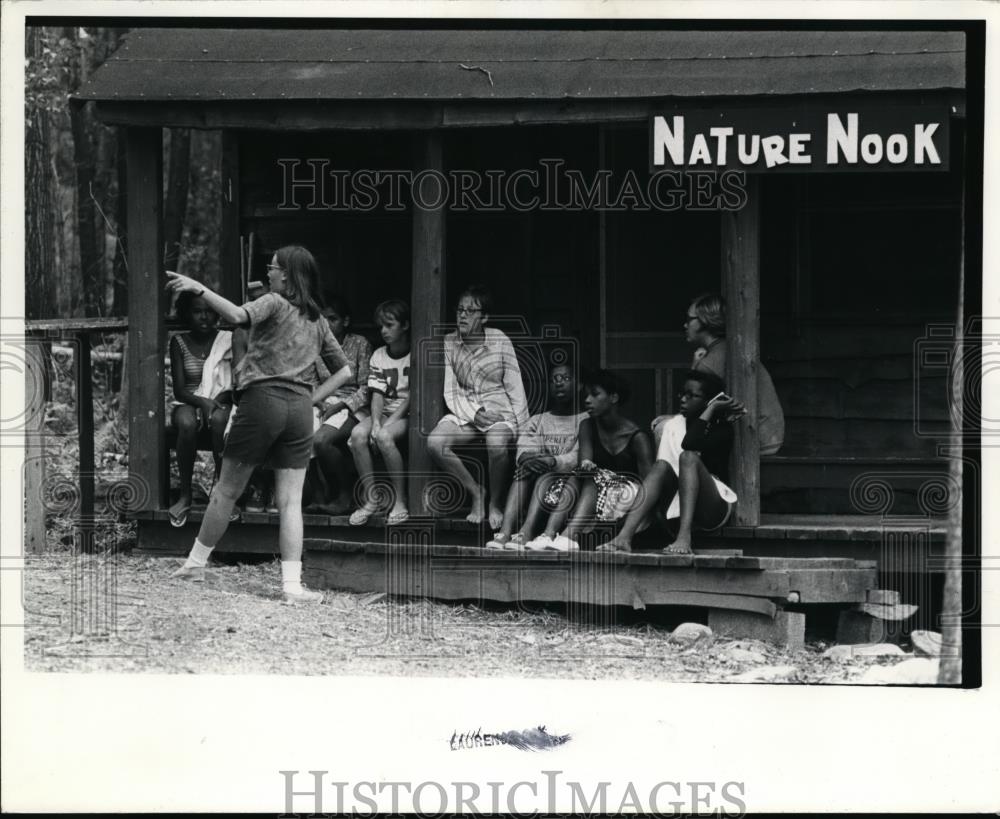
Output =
[
  {"x1": 166, "y1": 245, "x2": 352, "y2": 603},
  {"x1": 604, "y1": 369, "x2": 744, "y2": 555},
  {"x1": 167, "y1": 292, "x2": 234, "y2": 528},
  {"x1": 525, "y1": 369, "x2": 653, "y2": 551}
]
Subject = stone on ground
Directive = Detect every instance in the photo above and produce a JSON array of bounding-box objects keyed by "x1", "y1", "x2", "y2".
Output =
[
  {"x1": 823, "y1": 643, "x2": 906, "y2": 662},
  {"x1": 668, "y1": 622, "x2": 714, "y2": 648}
]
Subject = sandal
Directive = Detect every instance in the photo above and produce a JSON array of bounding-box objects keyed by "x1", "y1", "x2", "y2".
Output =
[
  {"x1": 349, "y1": 507, "x2": 376, "y2": 526},
  {"x1": 168, "y1": 504, "x2": 190, "y2": 528},
  {"x1": 485, "y1": 533, "x2": 510, "y2": 550},
  {"x1": 504, "y1": 533, "x2": 526, "y2": 551},
  {"x1": 386, "y1": 509, "x2": 410, "y2": 526}
]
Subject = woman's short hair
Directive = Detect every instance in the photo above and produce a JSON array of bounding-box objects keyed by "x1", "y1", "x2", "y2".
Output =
[
  {"x1": 582, "y1": 368, "x2": 631, "y2": 405},
  {"x1": 374, "y1": 299, "x2": 411, "y2": 327},
  {"x1": 273, "y1": 244, "x2": 324, "y2": 321},
  {"x1": 691, "y1": 292, "x2": 727, "y2": 337},
  {"x1": 457, "y1": 284, "x2": 493, "y2": 316}
]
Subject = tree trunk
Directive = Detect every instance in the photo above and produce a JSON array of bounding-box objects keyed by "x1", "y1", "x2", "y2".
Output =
[
  {"x1": 25, "y1": 29, "x2": 56, "y2": 320},
  {"x1": 163, "y1": 129, "x2": 191, "y2": 271},
  {"x1": 70, "y1": 96, "x2": 102, "y2": 316}
]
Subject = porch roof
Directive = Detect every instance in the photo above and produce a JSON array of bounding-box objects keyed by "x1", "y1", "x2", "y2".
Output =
[{"x1": 78, "y1": 28, "x2": 965, "y2": 103}]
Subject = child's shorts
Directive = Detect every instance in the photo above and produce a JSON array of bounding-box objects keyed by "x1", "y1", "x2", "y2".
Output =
[{"x1": 224, "y1": 382, "x2": 314, "y2": 469}]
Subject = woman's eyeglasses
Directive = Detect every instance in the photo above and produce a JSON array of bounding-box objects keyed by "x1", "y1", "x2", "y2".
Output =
[{"x1": 456, "y1": 307, "x2": 482, "y2": 316}]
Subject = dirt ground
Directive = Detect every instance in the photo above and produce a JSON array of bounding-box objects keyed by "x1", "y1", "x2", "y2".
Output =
[{"x1": 20, "y1": 553, "x2": 913, "y2": 683}]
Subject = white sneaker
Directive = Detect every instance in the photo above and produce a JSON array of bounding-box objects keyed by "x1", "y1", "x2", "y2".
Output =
[
  {"x1": 548, "y1": 534, "x2": 580, "y2": 552},
  {"x1": 283, "y1": 587, "x2": 323, "y2": 604},
  {"x1": 525, "y1": 534, "x2": 554, "y2": 551},
  {"x1": 484, "y1": 536, "x2": 508, "y2": 550},
  {"x1": 504, "y1": 534, "x2": 526, "y2": 551}
]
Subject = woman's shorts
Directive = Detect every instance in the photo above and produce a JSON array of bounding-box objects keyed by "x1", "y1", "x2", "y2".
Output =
[{"x1": 224, "y1": 382, "x2": 314, "y2": 469}]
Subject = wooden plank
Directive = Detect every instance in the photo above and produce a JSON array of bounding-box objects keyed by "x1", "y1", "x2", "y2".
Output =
[
  {"x1": 722, "y1": 174, "x2": 760, "y2": 526},
  {"x1": 25, "y1": 317, "x2": 128, "y2": 332},
  {"x1": 220, "y1": 132, "x2": 242, "y2": 302},
  {"x1": 785, "y1": 568, "x2": 876, "y2": 603},
  {"x1": 755, "y1": 557, "x2": 858, "y2": 570},
  {"x1": 125, "y1": 127, "x2": 165, "y2": 511},
  {"x1": 23, "y1": 339, "x2": 48, "y2": 553},
  {"x1": 635, "y1": 591, "x2": 777, "y2": 618},
  {"x1": 409, "y1": 131, "x2": 447, "y2": 515}
]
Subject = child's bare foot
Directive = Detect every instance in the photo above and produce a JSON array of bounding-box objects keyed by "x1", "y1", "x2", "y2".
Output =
[
  {"x1": 466, "y1": 492, "x2": 486, "y2": 524},
  {"x1": 663, "y1": 534, "x2": 693, "y2": 555},
  {"x1": 598, "y1": 535, "x2": 631, "y2": 552},
  {"x1": 488, "y1": 505, "x2": 504, "y2": 531}
]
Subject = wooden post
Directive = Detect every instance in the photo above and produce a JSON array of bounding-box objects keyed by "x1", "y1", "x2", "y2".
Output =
[
  {"x1": 76, "y1": 331, "x2": 95, "y2": 533},
  {"x1": 125, "y1": 127, "x2": 165, "y2": 511},
  {"x1": 722, "y1": 174, "x2": 761, "y2": 526},
  {"x1": 408, "y1": 131, "x2": 447, "y2": 515},
  {"x1": 23, "y1": 335, "x2": 48, "y2": 553},
  {"x1": 220, "y1": 131, "x2": 242, "y2": 301}
]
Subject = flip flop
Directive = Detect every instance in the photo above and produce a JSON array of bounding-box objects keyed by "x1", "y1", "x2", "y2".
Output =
[
  {"x1": 349, "y1": 508, "x2": 375, "y2": 526},
  {"x1": 169, "y1": 505, "x2": 190, "y2": 528},
  {"x1": 386, "y1": 510, "x2": 410, "y2": 526},
  {"x1": 663, "y1": 545, "x2": 693, "y2": 555}
]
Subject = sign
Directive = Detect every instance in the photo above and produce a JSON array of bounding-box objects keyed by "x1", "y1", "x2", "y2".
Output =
[{"x1": 649, "y1": 106, "x2": 950, "y2": 173}]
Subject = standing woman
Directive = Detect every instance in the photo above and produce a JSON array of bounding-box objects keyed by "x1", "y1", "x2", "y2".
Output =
[{"x1": 166, "y1": 245, "x2": 352, "y2": 602}]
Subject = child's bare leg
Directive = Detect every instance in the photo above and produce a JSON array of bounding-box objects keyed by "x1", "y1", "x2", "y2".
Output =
[
  {"x1": 170, "y1": 405, "x2": 199, "y2": 517},
  {"x1": 348, "y1": 417, "x2": 378, "y2": 513},
  {"x1": 485, "y1": 425, "x2": 515, "y2": 530},
  {"x1": 604, "y1": 461, "x2": 678, "y2": 551},
  {"x1": 315, "y1": 422, "x2": 356, "y2": 511},
  {"x1": 497, "y1": 475, "x2": 533, "y2": 539},
  {"x1": 666, "y1": 450, "x2": 728, "y2": 554},
  {"x1": 540, "y1": 476, "x2": 580, "y2": 538},
  {"x1": 427, "y1": 421, "x2": 484, "y2": 521},
  {"x1": 516, "y1": 473, "x2": 559, "y2": 541},
  {"x1": 373, "y1": 419, "x2": 409, "y2": 516},
  {"x1": 562, "y1": 481, "x2": 599, "y2": 543}
]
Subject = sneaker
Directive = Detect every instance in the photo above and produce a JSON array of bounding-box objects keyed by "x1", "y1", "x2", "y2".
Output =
[
  {"x1": 548, "y1": 534, "x2": 580, "y2": 552},
  {"x1": 525, "y1": 534, "x2": 554, "y2": 551},
  {"x1": 170, "y1": 563, "x2": 205, "y2": 581},
  {"x1": 283, "y1": 587, "x2": 323, "y2": 604},
  {"x1": 485, "y1": 536, "x2": 508, "y2": 550}
]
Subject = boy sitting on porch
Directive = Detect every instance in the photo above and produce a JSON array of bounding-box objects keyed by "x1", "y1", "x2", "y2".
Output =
[
  {"x1": 428, "y1": 285, "x2": 529, "y2": 529},
  {"x1": 601, "y1": 370, "x2": 744, "y2": 555},
  {"x1": 485, "y1": 360, "x2": 588, "y2": 550},
  {"x1": 310, "y1": 296, "x2": 373, "y2": 514},
  {"x1": 348, "y1": 299, "x2": 412, "y2": 526}
]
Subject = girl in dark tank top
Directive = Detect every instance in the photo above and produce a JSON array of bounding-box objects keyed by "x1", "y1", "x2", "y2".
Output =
[{"x1": 525, "y1": 370, "x2": 653, "y2": 552}]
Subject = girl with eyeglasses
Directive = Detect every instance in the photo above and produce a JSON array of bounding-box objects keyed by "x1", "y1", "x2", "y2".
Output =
[
  {"x1": 165, "y1": 245, "x2": 352, "y2": 603},
  {"x1": 427, "y1": 284, "x2": 529, "y2": 529}
]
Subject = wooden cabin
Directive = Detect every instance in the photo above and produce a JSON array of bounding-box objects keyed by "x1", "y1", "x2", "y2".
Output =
[{"x1": 78, "y1": 27, "x2": 968, "y2": 644}]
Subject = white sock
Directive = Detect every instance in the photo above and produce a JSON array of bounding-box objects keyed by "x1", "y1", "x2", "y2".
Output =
[
  {"x1": 281, "y1": 560, "x2": 303, "y2": 594},
  {"x1": 185, "y1": 538, "x2": 214, "y2": 568}
]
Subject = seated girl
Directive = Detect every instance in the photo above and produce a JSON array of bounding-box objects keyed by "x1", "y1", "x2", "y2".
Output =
[
  {"x1": 603, "y1": 370, "x2": 744, "y2": 554},
  {"x1": 167, "y1": 291, "x2": 233, "y2": 527},
  {"x1": 485, "y1": 361, "x2": 588, "y2": 550},
  {"x1": 311, "y1": 296, "x2": 373, "y2": 513},
  {"x1": 525, "y1": 369, "x2": 653, "y2": 552},
  {"x1": 427, "y1": 285, "x2": 529, "y2": 529},
  {"x1": 349, "y1": 299, "x2": 412, "y2": 525}
]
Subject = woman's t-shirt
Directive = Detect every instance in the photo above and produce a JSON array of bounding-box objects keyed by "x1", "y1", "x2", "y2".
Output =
[
  {"x1": 368, "y1": 346, "x2": 411, "y2": 415},
  {"x1": 234, "y1": 293, "x2": 348, "y2": 395}
]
